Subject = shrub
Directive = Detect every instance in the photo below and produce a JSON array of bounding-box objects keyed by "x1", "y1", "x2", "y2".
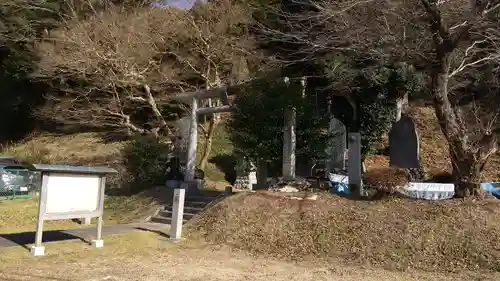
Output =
[
  {"x1": 123, "y1": 136, "x2": 172, "y2": 193},
  {"x1": 229, "y1": 78, "x2": 331, "y2": 170},
  {"x1": 362, "y1": 168, "x2": 410, "y2": 194}
]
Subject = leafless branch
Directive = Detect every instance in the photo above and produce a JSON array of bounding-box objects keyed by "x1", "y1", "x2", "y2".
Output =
[{"x1": 35, "y1": 0, "x2": 257, "y2": 136}]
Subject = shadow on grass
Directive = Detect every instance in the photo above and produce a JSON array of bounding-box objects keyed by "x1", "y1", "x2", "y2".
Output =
[
  {"x1": 0, "y1": 223, "x2": 172, "y2": 250},
  {"x1": 0, "y1": 230, "x2": 88, "y2": 250},
  {"x1": 209, "y1": 154, "x2": 236, "y2": 184}
]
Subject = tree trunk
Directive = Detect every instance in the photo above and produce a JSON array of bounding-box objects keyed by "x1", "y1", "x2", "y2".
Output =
[
  {"x1": 430, "y1": 53, "x2": 476, "y2": 196},
  {"x1": 430, "y1": 53, "x2": 497, "y2": 197},
  {"x1": 199, "y1": 114, "x2": 219, "y2": 171},
  {"x1": 451, "y1": 150, "x2": 484, "y2": 197},
  {"x1": 422, "y1": 0, "x2": 498, "y2": 198}
]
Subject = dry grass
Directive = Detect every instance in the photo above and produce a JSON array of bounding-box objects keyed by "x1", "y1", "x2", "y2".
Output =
[
  {"x1": 192, "y1": 192, "x2": 500, "y2": 273},
  {"x1": 0, "y1": 132, "x2": 126, "y2": 165},
  {"x1": 0, "y1": 231, "x2": 499, "y2": 281}
]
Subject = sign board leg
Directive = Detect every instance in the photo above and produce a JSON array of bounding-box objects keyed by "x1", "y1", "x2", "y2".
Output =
[
  {"x1": 31, "y1": 173, "x2": 49, "y2": 256},
  {"x1": 92, "y1": 176, "x2": 106, "y2": 248},
  {"x1": 91, "y1": 216, "x2": 104, "y2": 248},
  {"x1": 169, "y1": 186, "x2": 186, "y2": 241},
  {"x1": 30, "y1": 217, "x2": 45, "y2": 256}
]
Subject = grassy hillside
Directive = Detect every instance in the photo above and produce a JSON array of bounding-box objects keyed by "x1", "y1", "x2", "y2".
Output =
[{"x1": 0, "y1": 125, "x2": 233, "y2": 185}]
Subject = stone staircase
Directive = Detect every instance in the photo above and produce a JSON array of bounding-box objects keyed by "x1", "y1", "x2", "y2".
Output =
[{"x1": 150, "y1": 190, "x2": 225, "y2": 225}]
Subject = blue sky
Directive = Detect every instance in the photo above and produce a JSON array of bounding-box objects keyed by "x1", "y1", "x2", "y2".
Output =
[{"x1": 151, "y1": 0, "x2": 206, "y2": 9}]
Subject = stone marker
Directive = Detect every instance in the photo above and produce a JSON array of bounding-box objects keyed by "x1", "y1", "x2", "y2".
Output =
[
  {"x1": 169, "y1": 183, "x2": 186, "y2": 241},
  {"x1": 325, "y1": 117, "x2": 347, "y2": 171},
  {"x1": 347, "y1": 133, "x2": 362, "y2": 194},
  {"x1": 283, "y1": 107, "x2": 296, "y2": 181},
  {"x1": 253, "y1": 159, "x2": 268, "y2": 189},
  {"x1": 389, "y1": 116, "x2": 420, "y2": 169}
]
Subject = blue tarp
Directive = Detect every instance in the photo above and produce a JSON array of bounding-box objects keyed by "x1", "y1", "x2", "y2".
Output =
[
  {"x1": 481, "y1": 182, "x2": 500, "y2": 198},
  {"x1": 327, "y1": 173, "x2": 350, "y2": 196}
]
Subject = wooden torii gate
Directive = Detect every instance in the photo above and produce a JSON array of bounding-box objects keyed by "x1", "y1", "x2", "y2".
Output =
[{"x1": 167, "y1": 78, "x2": 298, "y2": 240}]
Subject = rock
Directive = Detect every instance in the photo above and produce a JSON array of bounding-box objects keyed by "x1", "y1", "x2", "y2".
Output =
[
  {"x1": 289, "y1": 194, "x2": 318, "y2": 201},
  {"x1": 268, "y1": 177, "x2": 311, "y2": 192},
  {"x1": 305, "y1": 194, "x2": 318, "y2": 200},
  {"x1": 277, "y1": 185, "x2": 300, "y2": 193}
]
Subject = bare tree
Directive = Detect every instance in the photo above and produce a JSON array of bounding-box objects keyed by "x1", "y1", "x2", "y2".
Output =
[
  {"x1": 158, "y1": 0, "x2": 256, "y2": 170},
  {"x1": 257, "y1": 0, "x2": 500, "y2": 196},
  {"x1": 35, "y1": 0, "x2": 256, "y2": 146},
  {"x1": 36, "y1": 7, "x2": 189, "y2": 136}
]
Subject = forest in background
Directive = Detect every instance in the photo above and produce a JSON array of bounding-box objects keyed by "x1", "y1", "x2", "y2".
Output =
[{"x1": 1, "y1": 0, "x2": 500, "y2": 196}]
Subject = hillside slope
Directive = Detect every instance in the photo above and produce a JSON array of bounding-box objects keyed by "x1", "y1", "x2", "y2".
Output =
[{"x1": 192, "y1": 192, "x2": 500, "y2": 272}]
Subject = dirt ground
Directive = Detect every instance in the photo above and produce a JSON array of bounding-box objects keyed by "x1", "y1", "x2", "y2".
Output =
[{"x1": 0, "y1": 232, "x2": 498, "y2": 281}]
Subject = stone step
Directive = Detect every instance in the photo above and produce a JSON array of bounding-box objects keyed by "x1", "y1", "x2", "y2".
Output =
[
  {"x1": 186, "y1": 195, "x2": 218, "y2": 203},
  {"x1": 150, "y1": 190, "x2": 223, "y2": 225},
  {"x1": 184, "y1": 201, "x2": 209, "y2": 208},
  {"x1": 165, "y1": 205, "x2": 203, "y2": 214},
  {"x1": 159, "y1": 210, "x2": 197, "y2": 220},
  {"x1": 150, "y1": 216, "x2": 188, "y2": 225}
]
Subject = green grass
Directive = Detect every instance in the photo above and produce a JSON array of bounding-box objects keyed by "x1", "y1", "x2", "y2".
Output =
[{"x1": 0, "y1": 190, "x2": 164, "y2": 234}]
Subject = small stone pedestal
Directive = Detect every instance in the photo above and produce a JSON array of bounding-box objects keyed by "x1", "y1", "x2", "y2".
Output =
[
  {"x1": 234, "y1": 159, "x2": 257, "y2": 190},
  {"x1": 91, "y1": 239, "x2": 104, "y2": 248}
]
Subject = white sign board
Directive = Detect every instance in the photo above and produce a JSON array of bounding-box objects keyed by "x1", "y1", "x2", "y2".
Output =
[
  {"x1": 45, "y1": 174, "x2": 100, "y2": 214},
  {"x1": 29, "y1": 164, "x2": 117, "y2": 257}
]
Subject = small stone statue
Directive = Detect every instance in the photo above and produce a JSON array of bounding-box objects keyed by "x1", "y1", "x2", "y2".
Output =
[{"x1": 233, "y1": 157, "x2": 257, "y2": 190}]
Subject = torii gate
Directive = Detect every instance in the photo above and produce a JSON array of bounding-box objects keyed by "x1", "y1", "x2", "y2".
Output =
[{"x1": 167, "y1": 78, "x2": 298, "y2": 240}]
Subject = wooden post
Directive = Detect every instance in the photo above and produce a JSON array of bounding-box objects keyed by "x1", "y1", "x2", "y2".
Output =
[
  {"x1": 185, "y1": 98, "x2": 198, "y2": 181},
  {"x1": 282, "y1": 107, "x2": 296, "y2": 181}
]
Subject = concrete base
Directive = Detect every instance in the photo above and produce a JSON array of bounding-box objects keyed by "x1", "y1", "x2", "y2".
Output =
[
  {"x1": 169, "y1": 238, "x2": 184, "y2": 243},
  {"x1": 30, "y1": 245, "x2": 45, "y2": 256},
  {"x1": 91, "y1": 239, "x2": 104, "y2": 248}
]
